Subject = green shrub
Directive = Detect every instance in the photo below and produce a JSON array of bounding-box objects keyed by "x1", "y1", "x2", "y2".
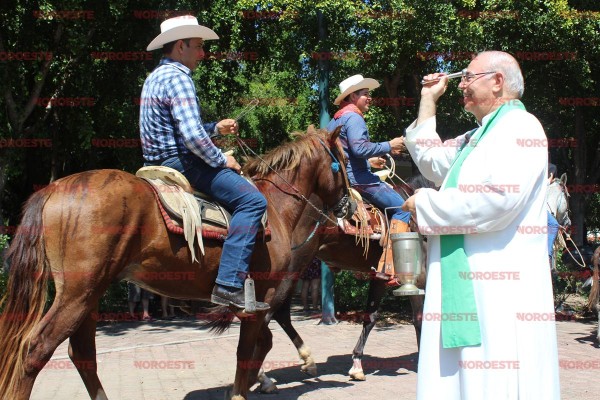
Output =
[
  {"x1": 552, "y1": 254, "x2": 591, "y2": 311},
  {"x1": 334, "y1": 270, "x2": 411, "y2": 315}
]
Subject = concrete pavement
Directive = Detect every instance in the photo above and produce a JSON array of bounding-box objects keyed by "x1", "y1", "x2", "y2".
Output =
[{"x1": 30, "y1": 309, "x2": 599, "y2": 400}]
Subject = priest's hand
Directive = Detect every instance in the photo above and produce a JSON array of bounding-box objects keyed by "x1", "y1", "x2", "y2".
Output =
[{"x1": 402, "y1": 194, "x2": 417, "y2": 214}]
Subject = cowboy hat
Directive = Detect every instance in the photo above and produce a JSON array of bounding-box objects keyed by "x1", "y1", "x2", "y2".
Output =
[
  {"x1": 147, "y1": 16, "x2": 219, "y2": 51},
  {"x1": 334, "y1": 74, "x2": 380, "y2": 105}
]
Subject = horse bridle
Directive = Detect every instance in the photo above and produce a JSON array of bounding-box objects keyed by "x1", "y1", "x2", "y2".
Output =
[
  {"x1": 234, "y1": 134, "x2": 355, "y2": 223},
  {"x1": 317, "y1": 136, "x2": 356, "y2": 219}
]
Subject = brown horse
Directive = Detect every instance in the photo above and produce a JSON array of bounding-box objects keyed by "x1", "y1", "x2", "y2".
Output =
[
  {"x1": 0, "y1": 126, "x2": 353, "y2": 400},
  {"x1": 244, "y1": 175, "x2": 434, "y2": 392}
]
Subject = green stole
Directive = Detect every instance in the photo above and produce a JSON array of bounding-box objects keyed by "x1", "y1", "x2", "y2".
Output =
[{"x1": 440, "y1": 100, "x2": 525, "y2": 348}]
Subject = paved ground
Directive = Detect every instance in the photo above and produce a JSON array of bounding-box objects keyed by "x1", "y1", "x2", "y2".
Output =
[{"x1": 30, "y1": 307, "x2": 599, "y2": 400}]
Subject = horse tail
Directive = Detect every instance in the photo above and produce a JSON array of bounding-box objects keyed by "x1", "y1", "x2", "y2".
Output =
[
  {"x1": 0, "y1": 189, "x2": 51, "y2": 397},
  {"x1": 201, "y1": 306, "x2": 235, "y2": 334},
  {"x1": 587, "y1": 246, "x2": 600, "y2": 312}
]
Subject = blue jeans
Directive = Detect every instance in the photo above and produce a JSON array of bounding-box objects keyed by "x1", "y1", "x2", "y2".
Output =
[
  {"x1": 355, "y1": 182, "x2": 411, "y2": 223},
  {"x1": 161, "y1": 154, "x2": 267, "y2": 289},
  {"x1": 547, "y1": 211, "x2": 559, "y2": 263}
]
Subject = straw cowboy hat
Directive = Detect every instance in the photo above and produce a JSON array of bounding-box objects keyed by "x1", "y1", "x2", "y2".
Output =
[
  {"x1": 334, "y1": 74, "x2": 380, "y2": 105},
  {"x1": 147, "y1": 16, "x2": 219, "y2": 51}
]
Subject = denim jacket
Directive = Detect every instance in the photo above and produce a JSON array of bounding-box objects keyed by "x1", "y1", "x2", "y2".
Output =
[{"x1": 327, "y1": 112, "x2": 391, "y2": 186}]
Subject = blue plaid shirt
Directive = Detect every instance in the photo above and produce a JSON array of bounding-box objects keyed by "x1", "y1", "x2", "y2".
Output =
[{"x1": 140, "y1": 58, "x2": 226, "y2": 167}]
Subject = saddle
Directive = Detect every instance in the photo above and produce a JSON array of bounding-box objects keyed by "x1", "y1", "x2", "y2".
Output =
[
  {"x1": 336, "y1": 187, "x2": 388, "y2": 263},
  {"x1": 135, "y1": 166, "x2": 270, "y2": 263},
  {"x1": 338, "y1": 188, "x2": 386, "y2": 241}
]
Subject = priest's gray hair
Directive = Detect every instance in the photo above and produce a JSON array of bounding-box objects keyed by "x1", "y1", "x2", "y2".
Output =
[{"x1": 478, "y1": 51, "x2": 524, "y2": 98}]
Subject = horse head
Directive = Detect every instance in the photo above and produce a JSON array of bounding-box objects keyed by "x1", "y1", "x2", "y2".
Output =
[
  {"x1": 547, "y1": 173, "x2": 571, "y2": 228},
  {"x1": 244, "y1": 125, "x2": 355, "y2": 221}
]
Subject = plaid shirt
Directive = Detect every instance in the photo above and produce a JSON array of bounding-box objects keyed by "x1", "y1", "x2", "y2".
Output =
[{"x1": 140, "y1": 58, "x2": 226, "y2": 167}]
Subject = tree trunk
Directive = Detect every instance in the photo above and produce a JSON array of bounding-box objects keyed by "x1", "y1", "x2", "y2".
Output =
[{"x1": 572, "y1": 107, "x2": 586, "y2": 246}]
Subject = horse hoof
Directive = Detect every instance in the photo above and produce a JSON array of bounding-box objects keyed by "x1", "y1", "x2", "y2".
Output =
[
  {"x1": 258, "y1": 383, "x2": 279, "y2": 394},
  {"x1": 348, "y1": 368, "x2": 366, "y2": 381},
  {"x1": 224, "y1": 387, "x2": 246, "y2": 400},
  {"x1": 301, "y1": 363, "x2": 318, "y2": 377}
]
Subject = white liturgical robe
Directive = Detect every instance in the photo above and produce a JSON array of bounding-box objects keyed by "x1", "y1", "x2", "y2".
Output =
[{"x1": 405, "y1": 106, "x2": 560, "y2": 400}]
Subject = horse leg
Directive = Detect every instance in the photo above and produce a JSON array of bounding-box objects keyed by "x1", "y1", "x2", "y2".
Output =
[
  {"x1": 15, "y1": 294, "x2": 99, "y2": 399},
  {"x1": 349, "y1": 278, "x2": 387, "y2": 381},
  {"x1": 230, "y1": 316, "x2": 266, "y2": 400},
  {"x1": 68, "y1": 307, "x2": 108, "y2": 400},
  {"x1": 409, "y1": 294, "x2": 425, "y2": 350},
  {"x1": 248, "y1": 323, "x2": 276, "y2": 393},
  {"x1": 272, "y1": 294, "x2": 317, "y2": 376}
]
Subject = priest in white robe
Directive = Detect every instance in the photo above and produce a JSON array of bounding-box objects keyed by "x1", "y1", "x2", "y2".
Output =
[{"x1": 403, "y1": 51, "x2": 560, "y2": 399}]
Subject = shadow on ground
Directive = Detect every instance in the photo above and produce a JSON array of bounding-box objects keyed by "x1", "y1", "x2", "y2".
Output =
[{"x1": 183, "y1": 352, "x2": 419, "y2": 399}]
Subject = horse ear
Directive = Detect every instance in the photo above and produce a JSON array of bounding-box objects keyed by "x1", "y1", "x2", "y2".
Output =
[
  {"x1": 307, "y1": 124, "x2": 317, "y2": 135},
  {"x1": 329, "y1": 125, "x2": 342, "y2": 144},
  {"x1": 561, "y1": 173, "x2": 568, "y2": 185}
]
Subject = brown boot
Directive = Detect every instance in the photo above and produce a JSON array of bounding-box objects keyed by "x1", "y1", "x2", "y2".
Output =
[{"x1": 376, "y1": 220, "x2": 410, "y2": 281}]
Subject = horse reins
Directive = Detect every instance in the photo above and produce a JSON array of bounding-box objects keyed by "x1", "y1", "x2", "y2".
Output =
[{"x1": 233, "y1": 135, "x2": 350, "y2": 228}]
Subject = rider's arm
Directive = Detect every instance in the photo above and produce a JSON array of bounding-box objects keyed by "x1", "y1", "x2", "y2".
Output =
[
  {"x1": 345, "y1": 113, "x2": 391, "y2": 159},
  {"x1": 168, "y1": 73, "x2": 226, "y2": 168}
]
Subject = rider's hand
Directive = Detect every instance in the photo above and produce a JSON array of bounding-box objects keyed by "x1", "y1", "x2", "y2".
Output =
[
  {"x1": 217, "y1": 119, "x2": 239, "y2": 135},
  {"x1": 224, "y1": 155, "x2": 241, "y2": 173},
  {"x1": 389, "y1": 136, "x2": 406, "y2": 155},
  {"x1": 369, "y1": 157, "x2": 386, "y2": 169}
]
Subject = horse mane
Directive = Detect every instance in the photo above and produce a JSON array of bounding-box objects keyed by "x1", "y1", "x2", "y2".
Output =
[{"x1": 244, "y1": 126, "x2": 328, "y2": 178}]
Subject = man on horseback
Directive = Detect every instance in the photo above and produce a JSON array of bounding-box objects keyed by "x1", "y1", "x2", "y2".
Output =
[
  {"x1": 141, "y1": 16, "x2": 269, "y2": 311},
  {"x1": 327, "y1": 75, "x2": 411, "y2": 283}
]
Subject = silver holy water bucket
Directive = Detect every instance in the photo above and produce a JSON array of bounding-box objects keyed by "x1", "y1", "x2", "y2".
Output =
[{"x1": 390, "y1": 232, "x2": 423, "y2": 296}]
